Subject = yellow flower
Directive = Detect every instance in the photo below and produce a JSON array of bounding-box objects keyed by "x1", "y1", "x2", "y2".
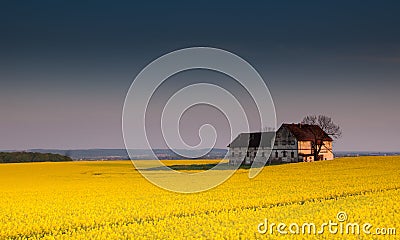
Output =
[{"x1": 0, "y1": 157, "x2": 398, "y2": 239}]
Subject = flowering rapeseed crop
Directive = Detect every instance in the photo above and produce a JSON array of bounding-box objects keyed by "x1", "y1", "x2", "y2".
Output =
[{"x1": 0, "y1": 157, "x2": 399, "y2": 239}]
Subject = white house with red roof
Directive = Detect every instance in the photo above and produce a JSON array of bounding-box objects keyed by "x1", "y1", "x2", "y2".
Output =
[{"x1": 228, "y1": 123, "x2": 334, "y2": 165}]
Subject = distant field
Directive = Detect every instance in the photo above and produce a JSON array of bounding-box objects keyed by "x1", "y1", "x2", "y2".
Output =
[{"x1": 0, "y1": 157, "x2": 399, "y2": 239}]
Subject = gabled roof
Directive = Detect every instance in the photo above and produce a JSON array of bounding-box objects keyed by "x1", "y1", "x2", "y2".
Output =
[
  {"x1": 228, "y1": 132, "x2": 275, "y2": 148},
  {"x1": 281, "y1": 123, "x2": 333, "y2": 141}
]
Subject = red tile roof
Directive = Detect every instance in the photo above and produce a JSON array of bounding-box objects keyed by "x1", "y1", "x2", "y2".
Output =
[{"x1": 281, "y1": 123, "x2": 333, "y2": 141}]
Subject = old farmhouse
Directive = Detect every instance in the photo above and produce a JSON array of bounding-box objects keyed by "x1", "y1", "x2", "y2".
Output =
[{"x1": 228, "y1": 123, "x2": 333, "y2": 165}]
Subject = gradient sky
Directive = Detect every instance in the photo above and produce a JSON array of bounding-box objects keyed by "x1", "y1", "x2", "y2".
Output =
[{"x1": 1, "y1": 1, "x2": 400, "y2": 151}]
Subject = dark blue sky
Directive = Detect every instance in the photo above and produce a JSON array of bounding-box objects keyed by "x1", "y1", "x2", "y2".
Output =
[{"x1": 1, "y1": 1, "x2": 400, "y2": 151}]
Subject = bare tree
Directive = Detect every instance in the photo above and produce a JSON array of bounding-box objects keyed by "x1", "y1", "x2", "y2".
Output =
[{"x1": 301, "y1": 115, "x2": 342, "y2": 160}]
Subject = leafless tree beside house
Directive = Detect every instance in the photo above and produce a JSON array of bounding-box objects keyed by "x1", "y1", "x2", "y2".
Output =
[{"x1": 301, "y1": 115, "x2": 342, "y2": 161}]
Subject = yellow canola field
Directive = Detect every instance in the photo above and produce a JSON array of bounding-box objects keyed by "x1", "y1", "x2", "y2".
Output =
[{"x1": 0, "y1": 157, "x2": 399, "y2": 239}]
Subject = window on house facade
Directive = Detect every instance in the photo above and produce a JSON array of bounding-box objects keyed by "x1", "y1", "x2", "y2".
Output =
[
  {"x1": 262, "y1": 152, "x2": 265, "y2": 157},
  {"x1": 291, "y1": 152, "x2": 294, "y2": 158},
  {"x1": 247, "y1": 152, "x2": 250, "y2": 157},
  {"x1": 275, "y1": 151, "x2": 278, "y2": 158},
  {"x1": 283, "y1": 151, "x2": 287, "y2": 157}
]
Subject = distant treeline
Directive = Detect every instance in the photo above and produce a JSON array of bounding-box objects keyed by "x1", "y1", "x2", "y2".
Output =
[
  {"x1": 27, "y1": 148, "x2": 228, "y2": 160},
  {"x1": 0, "y1": 152, "x2": 72, "y2": 163}
]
